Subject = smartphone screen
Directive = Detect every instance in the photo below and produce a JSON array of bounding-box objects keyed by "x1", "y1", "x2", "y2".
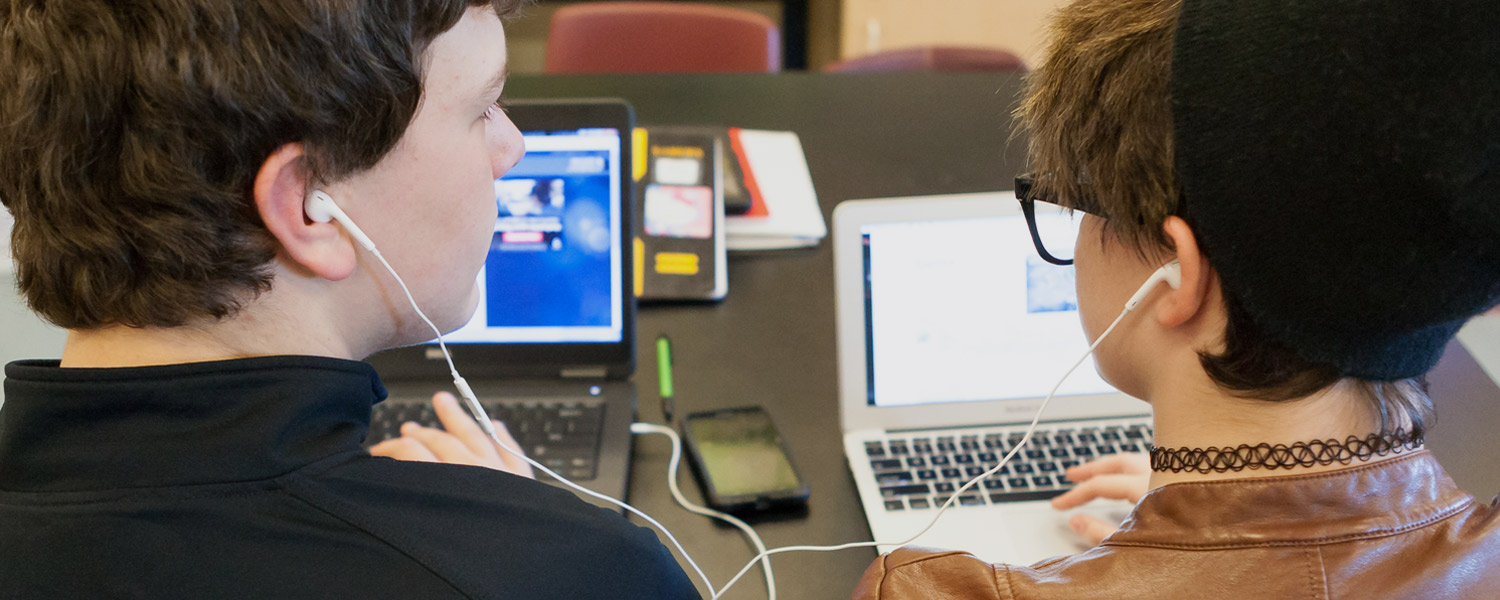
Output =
[{"x1": 683, "y1": 408, "x2": 808, "y2": 510}]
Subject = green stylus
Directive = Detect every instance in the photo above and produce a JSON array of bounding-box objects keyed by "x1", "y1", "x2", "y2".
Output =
[{"x1": 656, "y1": 336, "x2": 675, "y2": 422}]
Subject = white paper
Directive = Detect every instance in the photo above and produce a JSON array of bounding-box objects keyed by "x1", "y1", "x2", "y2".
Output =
[{"x1": 725, "y1": 129, "x2": 828, "y2": 250}]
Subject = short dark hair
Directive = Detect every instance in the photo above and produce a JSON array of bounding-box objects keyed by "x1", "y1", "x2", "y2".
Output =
[
  {"x1": 1016, "y1": 0, "x2": 1433, "y2": 436},
  {"x1": 0, "y1": 0, "x2": 523, "y2": 329}
]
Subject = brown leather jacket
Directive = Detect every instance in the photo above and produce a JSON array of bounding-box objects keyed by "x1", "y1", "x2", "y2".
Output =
[{"x1": 853, "y1": 451, "x2": 1500, "y2": 599}]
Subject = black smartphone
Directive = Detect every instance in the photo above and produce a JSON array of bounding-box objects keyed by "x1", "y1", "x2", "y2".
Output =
[{"x1": 680, "y1": 406, "x2": 811, "y2": 513}]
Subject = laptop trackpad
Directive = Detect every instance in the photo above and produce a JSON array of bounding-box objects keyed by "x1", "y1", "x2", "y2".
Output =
[{"x1": 891, "y1": 500, "x2": 1133, "y2": 566}]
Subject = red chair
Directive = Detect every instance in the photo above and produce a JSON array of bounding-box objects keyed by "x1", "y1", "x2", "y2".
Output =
[
  {"x1": 545, "y1": 2, "x2": 781, "y2": 74},
  {"x1": 825, "y1": 46, "x2": 1026, "y2": 73}
]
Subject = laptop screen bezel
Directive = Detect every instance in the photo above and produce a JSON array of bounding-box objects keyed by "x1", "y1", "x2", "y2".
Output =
[{"x1": 366, "y1": 98, "x2": 637, "y2": 381}]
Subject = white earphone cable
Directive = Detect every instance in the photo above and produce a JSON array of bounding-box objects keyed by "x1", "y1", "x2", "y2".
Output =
[
  {"x1": 340, "y1": 187, "x2": 1170, "y2": 600},
  {"x1": 631, "y1": 422, "x2": 777, "y2": 600}
]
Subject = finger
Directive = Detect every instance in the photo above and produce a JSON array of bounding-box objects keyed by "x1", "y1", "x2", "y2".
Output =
[
  {"x1": 1050, "y1": 474, "x2": 1149, "y2": 509},
  {"x1": 1068, "y1": 514, "x2": 1118, "y2": 546},
  {"x1": 490, "y1": 420, "x2": 535, "y2": 478},
  {"x1": 399, "y1": 422, "x2": 488, "y2": 468},
  {"x1": 1066, "y1": 452, "x2": 1151, "y2": 481},
  {"x1": 430, "y1": 392, "x2": 500, "y2": 460},
  {"x1": 369, "y1": 436, "x2": 440, "y2": 463}
]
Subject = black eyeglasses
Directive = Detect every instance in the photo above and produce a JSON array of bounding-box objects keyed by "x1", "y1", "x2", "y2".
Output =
[{"x1": 1015, "y1": 174, "x2": 1089, "y2": 266}]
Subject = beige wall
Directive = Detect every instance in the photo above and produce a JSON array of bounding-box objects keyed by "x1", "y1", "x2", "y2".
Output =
[{"x1": 839, "y1": 0, "x2": 1068, "y2": 69}]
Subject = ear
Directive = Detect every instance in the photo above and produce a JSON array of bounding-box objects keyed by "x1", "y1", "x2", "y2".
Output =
[
  {"x1": 253, "y1": 143, "x2": 357, "y2": 281},
  {"x1": 1155, "y1": 216, "x2": 1216, "y2": 328}
]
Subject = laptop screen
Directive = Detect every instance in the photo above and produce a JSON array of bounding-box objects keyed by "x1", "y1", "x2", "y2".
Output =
[
  {"x1": 860, "y1": 214, "x2": 1116, "y2": 407},
  {"x1": 442, "y1": 127, "x2": 625, "y2": 345}
]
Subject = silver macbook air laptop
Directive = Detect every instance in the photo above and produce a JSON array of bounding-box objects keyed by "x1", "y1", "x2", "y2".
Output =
[
  {"x1": 365, "y1": 100, "x2": 637, "y2": 509},
  {"x1": 833, "y1": 191, "x2": 1153, "y2": 564}
]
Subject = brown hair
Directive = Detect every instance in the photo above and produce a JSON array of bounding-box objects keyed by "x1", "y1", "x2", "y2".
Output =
[
  {"x1": 1016, "y1": 0, "x2": 1433, "y2": 436},
  {"x1": 0, "y1": 0, "x2": 524, "y2": 329}
]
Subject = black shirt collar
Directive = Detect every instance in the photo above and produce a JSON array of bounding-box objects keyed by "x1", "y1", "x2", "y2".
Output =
[{"x1": 0, "y1": 356, "x2": 387, "y2": 492}]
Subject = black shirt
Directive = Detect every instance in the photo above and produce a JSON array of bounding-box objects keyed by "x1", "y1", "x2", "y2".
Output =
[{"x1": 0, "y1": 356, "x2": 700, "y2": 599}]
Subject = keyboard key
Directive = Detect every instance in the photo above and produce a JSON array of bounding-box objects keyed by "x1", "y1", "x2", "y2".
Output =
[
  {"x1": 1056, "y1": 473, "x2": 1072, "y2": 485},
  {"x1": 1101, "y1": 431, "x2": 1122, "y2": 441},
  {"x1": 1049, "y1": 448, "x2": 1070, "y2": 459},
  {"x1": 870, "y1": 459, "x2": 904, "y2": 471},
  {"x1": 864, "y1": 443, "x2": 886, "y2": 458},
  {"x1": 906, "y1": 457, "x2": 927, "y2": 468},
  {"x1": 884, "y1": 500, "x2": 905, "y2": 511},
  {"x1": 1062, "y1": 460, "x2": 1082, "y2": 469},
  {"x1": 930, "y1": 455, "x2": 951, "y2": 466},
  {"x1": 1013, "y1": 463, "x2": 1035, "y2": 474},
  {"x1": 1052, "y1": 434, "x2": 1075, "y2": 445},
  {"x1": 936, "y1": 440, "x2": 957, "y2": 453},
  {"x1": 1073, "y1": 446, "x2": 1095, "y2": 457},
  {"x1": 977, "y1": 452, "x2": 998, "y2": 463},
  {"x1": 1125, "y1": 429, "x2": 1146, "y2": 440},
  {"x1": 875, "y1": 471, "x2": 913, "y2": 484},
  {"x1": 1121, "y1": 443, "x2": 1142, "y2": 453},
  {"x1": 1096, "y1": 445, "x2": 1118, "y2": 455},
  {"x1": 983, "y1": 479, "x2": 1004, "y2": 490},
  {"x1": 941, "y1": 468, "x2": 961, "y2": 479},
  {"x1": 934, "y1": 482, "x2": 956, "y2": 494},
  {"x1": 959, "y1": 495, "x2": 986, "y2": 507},
  {"x1": 1077, "y1": 433, "x2": 1099, "y2": 443},
  {"x1": 917, "y1": 469, "x2": 938, "y2": 481},
  {"x1": 1025, "y1": 449, "x2": 1045, "y2": 460},
  {"x1": 989, "y1": 489, "x2": 1068, "y2": 503},
  {"x1": 912, "y1": 441, "x2": 934, "y2": 454},
  {"x1": 953, "y1": 454, "x2": 975, "y2": 465},
  {"x1": 1032, "y1": 475, "x2": 1054, "y2": 487},
  {"x1": 880, "y1": 484, "x2": 931, "y2": 497},
  {"x1": 888, "y1": 443, "x2": 910, "y2": 455},
  {"x1": 1007, "y1": 477, "x2": 1031, "y2": 489},
  {"x1": 1038, "y1": 462, "x2": 1059, "y2": 472},
  {"x1": 960, "y1": 437, "x2": 981, "y2": 451},
  {"x1": 965, "y1": 466, "x2": 986, "y2": 477},
  {"x1": 909, "y1": 497, "x2": 931, "y2": 509}
]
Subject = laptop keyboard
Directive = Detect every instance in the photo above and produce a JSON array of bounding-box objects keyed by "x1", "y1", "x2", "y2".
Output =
[
  {"x1": 367, "y1": 399, "x2": 606, "y2": 480},
  {"x1": 865, "y1": 420, "x2": 1153, "y2": 512}
]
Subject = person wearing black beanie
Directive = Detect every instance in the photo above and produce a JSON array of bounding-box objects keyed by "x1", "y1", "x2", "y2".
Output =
[{"x1": 853, "y1": 0, "x2": 1500, "y2": 598}]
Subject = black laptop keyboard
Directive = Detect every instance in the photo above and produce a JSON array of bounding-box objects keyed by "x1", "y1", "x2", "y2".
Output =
[
  {"x1": 866, "y1": 420, "x2": 1153, "y2": 512},
  {"x1": 367, "y1": 399, "x2": 606, "y2": 480}
]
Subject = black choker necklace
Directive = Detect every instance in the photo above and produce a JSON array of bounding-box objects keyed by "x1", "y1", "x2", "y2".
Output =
[{"x1": 1149, "y1": 430, "x2": 1422, "y2": 474}]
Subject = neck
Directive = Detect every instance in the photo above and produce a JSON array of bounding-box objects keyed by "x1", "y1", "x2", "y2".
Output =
[
  {"x1": 1144, "y1": 363, "x2": 1408, "y2": 489},
  {"x1": 60, "y1": 295, "x2": 360, "y2": 369}
]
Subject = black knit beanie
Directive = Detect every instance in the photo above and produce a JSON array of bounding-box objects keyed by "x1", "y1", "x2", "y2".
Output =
[{"x1": 1171, "y1": 0, "x2": 1500, "y2": 380}]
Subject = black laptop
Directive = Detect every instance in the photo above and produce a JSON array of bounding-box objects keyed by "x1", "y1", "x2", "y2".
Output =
[{"x1": 364, "y1": 99, "x2": 638, "y2": 509}]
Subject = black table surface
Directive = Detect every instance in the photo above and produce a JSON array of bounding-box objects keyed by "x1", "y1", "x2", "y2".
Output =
[{"x1": 504, "y1": 73, "x2": 1500, "y2": 600}]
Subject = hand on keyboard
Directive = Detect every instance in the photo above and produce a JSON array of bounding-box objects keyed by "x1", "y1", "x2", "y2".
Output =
[
  {"x1": 1048, "y1": 452, "x2": 1151, "y2": 545},
  {"x1": 369, "y1": 392, "x2": 536, "y2": 479}
]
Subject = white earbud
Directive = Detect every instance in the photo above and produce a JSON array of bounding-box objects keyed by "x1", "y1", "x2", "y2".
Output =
[
  {"x1": 1123, "y1": 259, "x2": 1182, "y2": 312},
  {"x1": 305, "y1": 190, "x2": 378, "y2": 252}
]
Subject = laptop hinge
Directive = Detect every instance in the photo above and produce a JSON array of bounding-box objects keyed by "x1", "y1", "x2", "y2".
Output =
[{"x1": 560, "y1": 367, "x2": 609, "y2": 379}]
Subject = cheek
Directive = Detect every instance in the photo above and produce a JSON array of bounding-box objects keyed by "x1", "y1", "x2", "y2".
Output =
[{"x1": 1073, "y1": 218, "x2": 1113, "y2": 341}]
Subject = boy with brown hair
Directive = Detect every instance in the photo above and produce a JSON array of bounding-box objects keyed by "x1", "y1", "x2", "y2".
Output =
[{"x1": 0, "y1": 1, "x2": 697, "y2": 597}]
